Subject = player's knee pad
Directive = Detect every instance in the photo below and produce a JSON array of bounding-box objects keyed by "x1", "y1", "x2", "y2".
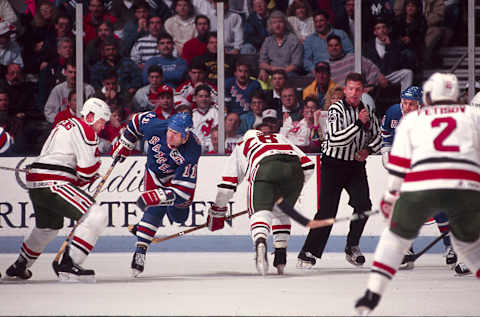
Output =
[
  {"x1": 450, "y1": 235, "x2": 480, "y2": 278},
  {"x1": 250, "y1": 210, "x2": 272, "y2": 241},
  {"x1": 21, "y1": 228, "x2": 58, "y2": 266},
  {"x1": 271, "y1": 212, "x2": 291, "y2": 249},
  {"x1": 79, "y1": 204, "x2": 108, "y2": 237}
]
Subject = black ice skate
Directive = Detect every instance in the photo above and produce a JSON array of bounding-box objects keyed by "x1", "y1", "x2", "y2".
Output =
[
  {"x1": 296, "y1": 250, "x2": 316, "y2": 269},
  {"x1": 445, "y1": 246, "x2": 457, "y2": 268},
  {"x1": 57, "y1": 247, "x2": 95, "y2": 283},
  {"x1": 131, "y1": 245, "x2": 147, "y2": 277},
  {"x1": 355, "y1": 289, "x2": 381, "y2": 316},
  {"x1": 255, "y1": 238, "x2": 268, "y2": 276},
  {"x1": 273, "y1": 248, "x2": 287, "y2": 275},
  {"x1": 345, "y1": 245, "x2": 365, "y2": 267},
  {"x1": 454, "y1": 262, "x2": 471, "y2": 276},
  {"x1": 5, "y1": 255, "x2": 32, "y2": 280}
]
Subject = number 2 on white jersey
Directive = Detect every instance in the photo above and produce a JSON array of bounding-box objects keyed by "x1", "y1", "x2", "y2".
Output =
[{"x1": 431, "y1": 117, "x2": 460, "y2": 152}]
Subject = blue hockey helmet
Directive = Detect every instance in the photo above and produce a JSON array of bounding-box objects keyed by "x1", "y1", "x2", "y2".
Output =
[
  {"x1": 400, "y1": 86, "x2": 423, "y2": 104},
  {"x1": 168, "y1": 113, "x2": 193, "y2": 138}
]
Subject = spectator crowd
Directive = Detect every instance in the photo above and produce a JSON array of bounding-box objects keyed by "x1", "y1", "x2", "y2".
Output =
[{"x1": 0, "y1": 0, "x2": 467, "y2": 156}]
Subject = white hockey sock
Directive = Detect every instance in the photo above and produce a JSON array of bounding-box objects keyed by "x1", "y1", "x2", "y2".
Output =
[
  {"x1": 69, "y1": 204, "x2": 108, "y2": 265},
  {"x1": 21, "y1": 228, "x2": 58, "y2": 267},
  {"x1": 368, "y1": 228, "x2": 413, "y2": 295},
  {"x1": 250, "y1": 210, "x2": 271, "y2": 243},
  {"x1": 271, "y1": 208, "x2": 291, "y2": 249},
  {"x1": 450, "y1": 235, "x2": 480, "y2": 278}
]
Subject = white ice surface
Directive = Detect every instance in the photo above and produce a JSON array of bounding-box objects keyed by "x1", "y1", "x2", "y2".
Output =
[{"x1": 0, "y1": 252, "x2": 478, "y2": 316}]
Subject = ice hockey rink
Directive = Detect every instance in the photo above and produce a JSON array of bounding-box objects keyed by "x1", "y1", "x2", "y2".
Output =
[{"x1": 0, "y1": 247, "x2": 478, "y2": 316}]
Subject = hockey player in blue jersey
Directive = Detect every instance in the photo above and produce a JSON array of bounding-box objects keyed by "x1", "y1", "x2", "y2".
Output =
[
  {"x1": 380, "y1": 86, "x2": 469, "y2": 274},
  {"x1": 112, "y1": 112, "x2": 201, "y2": 277}
]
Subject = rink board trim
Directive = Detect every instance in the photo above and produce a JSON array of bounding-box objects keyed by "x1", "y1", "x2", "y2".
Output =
[{"x1": 0, "y1": 235, "x2": 446, "y2": 253}]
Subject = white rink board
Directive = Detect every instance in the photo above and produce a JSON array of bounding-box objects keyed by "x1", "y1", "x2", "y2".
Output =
[{"x1": 0, "y1": 155, "x2": 440, "y2": 237}]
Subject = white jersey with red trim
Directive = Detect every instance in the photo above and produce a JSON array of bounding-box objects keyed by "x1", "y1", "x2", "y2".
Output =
[
  {"x1": 218, "y1": 133, "x2": 315, "y2": 193},
  {"x1": 192, "y1": 106, "x2": 218, "y2": 152},
  {"x1": 26, "y1": 118, "x2": 101, "y2": 188},
  {"x1": 387, "y1": 104, "x2": 480, "y2": 192}
]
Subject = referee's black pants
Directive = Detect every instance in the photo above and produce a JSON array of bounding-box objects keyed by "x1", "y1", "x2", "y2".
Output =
[{"x1": 300, "y1": 155, "x2": 372, "y2": 258}]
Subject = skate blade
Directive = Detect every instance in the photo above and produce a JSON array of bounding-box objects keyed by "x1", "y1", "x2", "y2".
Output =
[
  {"x1": 296, "y1": 259, "x2": 313, "y2": 269},
  {"x1": 275, "y1": 264, "x2": 285, "y2": 275},
  {"x1": 58, "y1": 272, "x2": 96, "y2": 283},
  {"x1": 399, "y1": 262, "x2": 414, "y2": 270},
  {"x1": 255, "y1": 244, "x2": 268, "y2": 276},
  {"x1": 131, "y1": 268, "x2": 143, "y2": 278},
  {"x1": 355, "y1": 306, "x2": 371, "y2": 316}
]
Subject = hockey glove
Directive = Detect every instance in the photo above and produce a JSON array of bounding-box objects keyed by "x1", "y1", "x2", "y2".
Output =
[
  {"x1": 380, "y1": 191, "x2": 399, "y2": 219},
  {"x1": 136, "y1": 188, "x2": 175, "y2": 211},
  {"x1": 112, "y1": 135, "x2": 135, "y2": 163},
  {"x1": 207, "y1": 205, "x2": 227, "y2": 231}
]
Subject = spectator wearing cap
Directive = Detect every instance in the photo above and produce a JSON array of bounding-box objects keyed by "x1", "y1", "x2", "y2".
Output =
[
  {"x1": 303, "y1": 61, "x2": 336, "y2": 109},
  {"x1": 175, "y1": 61, "x2": 217, "y2": 107},
  {"x1": 130, "y1": 15, "x2": 164, "y2": 70},
  {"x1": 327, "y1": 34, "x2": 385, "y2": 94},
  {"x1": 260, "y1": 108, "x2": 280, "y2": 133},
  {"x1": 258, "y1": 10, "x2": 303, "y2": 83},
  {"x1": 90, "y1": 37, "x2": 143, "y2": 95},
  {"x1": 181, "y1": 15, "x2": 210, "y2": 65},
  {"x1": 238, "y1": 90, "x2": 266, "y2": 135},
  {"x1": 152, "y1": 84, "x2": 176, "y2": 120},
  {"x1": 192, "y1": 84, "x2": 218, "y2": 153},
  {"x1": 132, "y1": 64, "x2": 164, "y2": 112},
  {"x1": 363, "y1": 18, "x2": 413, "y2": 91},
  {"x1": 225, "y1": 61, "x2": 262, "y2": 115},
  {"x1": 303, "y1": 10, "x2": 353, "y2": 73},
  {"x1": 142, "y1": 32, "x2": 188, "y2": 89},
  {"x1": 44, "y1": 60, "x2": 95, "y2": 124},
  {"x1": 0, "y1": 21, "x2": 22, "y2": 68},
  {"x1": 164, "y1": 0, "x2": 196, "y2": 57}
]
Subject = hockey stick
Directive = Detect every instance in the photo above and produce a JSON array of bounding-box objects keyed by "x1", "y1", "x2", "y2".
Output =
[
  {"x1": 0, "y1": 165, "x2": 27, "y2": 172},
  {"x1": 146, "y1": 209, "x2": 249, "y2": 244},
  {"x1": 52, "y1": 157, "x2": 121, "y2": 268},
  {"x1": 402, "y1": 231, "x2": 448, "y2": 263}
]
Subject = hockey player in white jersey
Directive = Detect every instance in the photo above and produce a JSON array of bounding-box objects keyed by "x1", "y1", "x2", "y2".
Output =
[
  {"x1": 4, "y1": 98, "x2": 111, "y2": 282},
  {"x1": 355, "y1": 73, "x2": 480, "y2": 315},
  {"x1": 206, "y1": 129, "x2": 327, "y2": 275}
]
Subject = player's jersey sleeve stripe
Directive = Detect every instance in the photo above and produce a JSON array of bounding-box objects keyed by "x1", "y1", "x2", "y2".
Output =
[
  {"x1": 388, "y1": 154, "x2": 411, "y2": 168},
  {"x1": 222, "y1": 176, "x2": 238, "y2": 184},
  {"x1": 412, "y1": 157, "x2": 480, "y2": 169},
  {"x1": 76, "y1": 161, "x2": 101, "y2": 178}
]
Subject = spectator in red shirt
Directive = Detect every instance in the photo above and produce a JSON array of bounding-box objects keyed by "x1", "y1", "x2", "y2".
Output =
[
  {"x1": 181, "y1": 15, "x2": 210, "y2": 65},
  {"x1": 83, "y1": 0, "x2": 116, "y2": 45}
]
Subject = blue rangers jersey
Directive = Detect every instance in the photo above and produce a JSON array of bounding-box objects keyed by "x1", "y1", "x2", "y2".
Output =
[
  {"x1": 123, "y1": 111, "x2": 202, "y2": 206},
  {"x1": 381, "y1": 103, "x2": 403, "y2": 151}
]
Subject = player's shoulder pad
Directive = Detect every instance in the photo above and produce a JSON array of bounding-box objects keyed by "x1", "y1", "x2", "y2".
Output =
[{"x1": 73, "y1": 118, "x2": 98, "y2": 146}]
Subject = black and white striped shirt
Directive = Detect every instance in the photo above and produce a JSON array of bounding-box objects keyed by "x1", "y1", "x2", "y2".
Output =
[
  {"x1": 130, "y1": 35, "x2": 161, "y2": 65},
  {"x1": 323, "y1": 98, "x2": 381, "y2": 161}
]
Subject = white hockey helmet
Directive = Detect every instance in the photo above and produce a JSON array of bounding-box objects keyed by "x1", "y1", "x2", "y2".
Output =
[
  {"x1": 422, "y1": 72, "x2": 459, "y2": 105},
  {"x1": 243, "y1": 129, "x2": 262, "y2": 141},
  {"x1": 81, "y1": 98, "x2": 111, "y2": 124}
]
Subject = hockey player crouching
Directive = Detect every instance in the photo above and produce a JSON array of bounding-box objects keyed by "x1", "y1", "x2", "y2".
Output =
[
  {"x1": 206, "y1": 129, "x2": 329, "y2": 275},
  {"x1": 5, "y1": 98, "x2": 111, "y2": 282},
  {"x1": 112, "y1": 112, "x2": 201, "y2": 277},
  {"x1": 355, "y1": 73, "x2": 480, "y2": 315}
]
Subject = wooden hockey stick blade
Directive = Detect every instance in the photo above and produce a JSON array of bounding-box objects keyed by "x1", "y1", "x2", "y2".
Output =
[
  {"x1": 402, "y1": 231, "x2": 448, "y2": 263},
  {"x1": 150, "y1": 210, "x2": 248, "y2": 244},
  {"x1": 52, "y1": 157, "x2": 121, "y2": 269}
]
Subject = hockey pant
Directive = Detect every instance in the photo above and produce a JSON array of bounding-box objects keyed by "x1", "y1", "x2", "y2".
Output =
[
  {"x1": 134, "y1": 205, "x2": 190, "y2": 248},
  {"x1": 250, "y1": 209, "x2": 291, "y2": 248},
  {"x1": 69, "y1": 203, "x2": 108, "y2": 265}
]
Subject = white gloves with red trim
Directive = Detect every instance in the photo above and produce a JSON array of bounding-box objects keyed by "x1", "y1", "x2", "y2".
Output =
[
  {"x1": 380, "y1": 190, "x2": 399, "y2": 219},
  {"x1": 207, "y1": 205, "x2": 227, "y2": 231}
]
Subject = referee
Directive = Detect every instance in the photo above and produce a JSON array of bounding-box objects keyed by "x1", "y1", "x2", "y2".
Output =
[{"x1": 297, "y1": 72, "x2": 381, "y2": 268}]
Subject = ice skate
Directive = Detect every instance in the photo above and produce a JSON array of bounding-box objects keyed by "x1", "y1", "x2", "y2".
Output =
[
  {"x1": 355, "y1": 290, "x2": 381, "y2": 316},
  {"x1": 131, "y1": 245, "x2": 147, "y2": 277},
  {"x1": 345, "y1": 246, "x2": 365, "y2": 267},
  {"x1": 296, "y1": 251, "x2": 316, "y2": 269},
  {"x1": 273, "y1": 248, "x2": 286, "y2": 275},
  {"x1": 444, "y1": 246, "x2": 457, "y2": 268},
  {"x1": 399, "y1": 248, "x2": 415, "y2": 270},
  {"x1": 454, "y1": 262, "x2": 471, "y2": 276},
  {"x1": 5, "y1": 255, "x2": 32, "y2": 280},
  {"x1": 56, "y1": 247, "x2": 95, "y2": 283},
  {"x1": 255, "y1": 238, "x2": 268, "y2": 276}
]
